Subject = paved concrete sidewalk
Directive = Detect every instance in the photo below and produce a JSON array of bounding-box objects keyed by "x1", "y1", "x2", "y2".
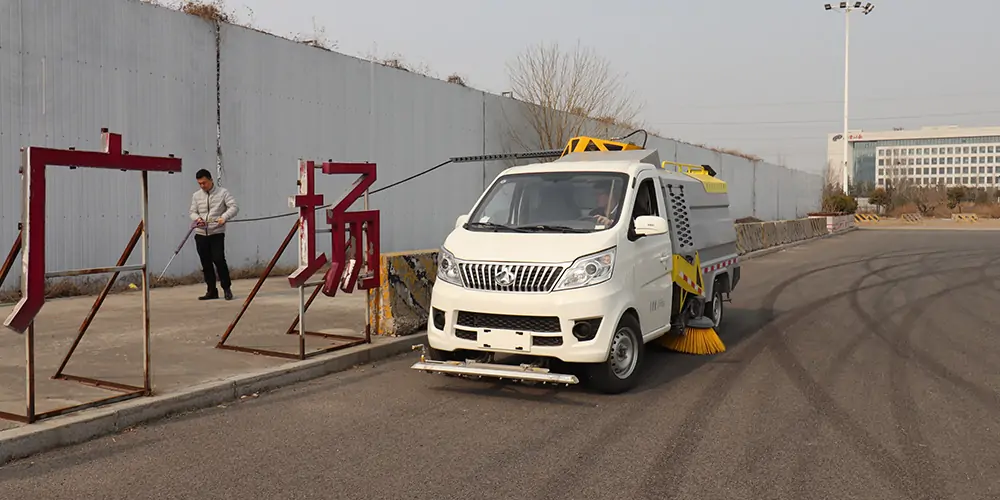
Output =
[{"x1": 0, "y1": 277, "x2": 391, "y2": 432}]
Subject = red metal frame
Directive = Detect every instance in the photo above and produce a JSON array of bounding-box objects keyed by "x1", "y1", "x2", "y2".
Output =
[
  {"x1": 0, "y1": 128, "x2": 181, "y2": 424},
  {"x1": 322, "y1": 162, "x2": 380, "y2": 296},
  {"x1": 5, "y1": 129, "x2": 181, "y2": 334},
  {"x1": 216, "y1": 160, "x2": 380, "y2": 361}
]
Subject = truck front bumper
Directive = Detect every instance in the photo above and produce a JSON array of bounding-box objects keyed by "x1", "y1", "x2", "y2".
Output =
[
  {"x1": 410, "y1": 353, "x2": 580, "y2": 385},
  {"x1": 424, "y1": 279, "x2": 629, "y2": 364}
]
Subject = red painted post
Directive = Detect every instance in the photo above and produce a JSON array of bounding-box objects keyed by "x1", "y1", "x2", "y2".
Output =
[{"x1": 287, "y1": 160, "x2": 329, "y2": 288}]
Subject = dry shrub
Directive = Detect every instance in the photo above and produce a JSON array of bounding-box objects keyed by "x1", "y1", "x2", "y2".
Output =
[
  {"x1": 179, "y1": 0, "x2": 234, "y2": 24},
  {"x1": 886, "y1": 201, "x2": 999, "y2": 219},
  {"x1": 887, "y1": 202, "x2": 921, "y2": 218},
  {"x1": 965, "y1": 203, "x2": 1000, "y2": 219},
  {"x1": 447, "y1": 74, "x2": 467, "y2": 86}
]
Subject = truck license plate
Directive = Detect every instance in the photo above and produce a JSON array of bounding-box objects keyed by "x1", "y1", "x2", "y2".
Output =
[{"x1": 479, "y1": 329, "x2": 531, "y2": 353}]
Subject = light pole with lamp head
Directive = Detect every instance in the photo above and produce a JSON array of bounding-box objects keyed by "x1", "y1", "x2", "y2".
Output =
[{"x1": 825, "y1": 1, "x2": 875, "y2": 195}]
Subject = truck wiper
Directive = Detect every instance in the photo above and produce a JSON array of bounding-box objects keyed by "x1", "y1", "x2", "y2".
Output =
[
  {"x1": 464, "y1": 221, "x2": 532, "y2": 232},
  {"x1": 513, "y1": 224, "x2": 591, "y2": 233}
]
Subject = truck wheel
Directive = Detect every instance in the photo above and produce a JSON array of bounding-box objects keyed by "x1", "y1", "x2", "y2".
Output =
[
  {"x1": 706, "y1": 283, "x2": 724, "y2": 328},
  {"x1": 584, "y1": 314, "x2": 644, "y2": 394}
]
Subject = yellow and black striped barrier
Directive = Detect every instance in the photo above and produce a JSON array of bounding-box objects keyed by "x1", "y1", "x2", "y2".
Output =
[
  {"x1": 367, "y1": 249, "x2": 438, "y2": 337},
  {"x1": 854, "y1": 213, "x2": 880, "y2": 223},
  {"x1": 952, "y1": 213, "x2": 980, "y2": 223},
  {"x1": 901, "y1": 213, "x2": 923, "y2": 224}
]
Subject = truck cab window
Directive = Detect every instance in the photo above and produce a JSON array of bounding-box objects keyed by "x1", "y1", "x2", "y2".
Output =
[
  {"x1": 475, "y1": 181, "x2": 516, "y2": 224},
  {"x1": 466, "y1": 172, "x2": 629, "y2": 233},
  {"x1": 632, "y1": 179, "x2": 659, "y2": 220}
]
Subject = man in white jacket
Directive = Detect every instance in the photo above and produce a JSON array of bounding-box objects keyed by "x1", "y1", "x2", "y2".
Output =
[{"x1": 189, "y1": 169, "x2": 239, "y2": 300}]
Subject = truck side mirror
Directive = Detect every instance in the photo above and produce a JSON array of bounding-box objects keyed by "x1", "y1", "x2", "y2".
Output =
[
  {"x1": 633, "y1": 215, "x2": 668, "y2": 236},
  {"x1": 455, "y1": 214, "x2": 470, "y2": 229}
]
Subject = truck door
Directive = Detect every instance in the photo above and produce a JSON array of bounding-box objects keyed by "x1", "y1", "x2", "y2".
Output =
[{"x1": 629, "y1": 172, "x2": 673, "y2": 336}]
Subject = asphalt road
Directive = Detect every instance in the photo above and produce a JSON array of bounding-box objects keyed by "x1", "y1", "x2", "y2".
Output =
[{"x1": 2, "y1": 229, "x2": 999, "y2": 500}]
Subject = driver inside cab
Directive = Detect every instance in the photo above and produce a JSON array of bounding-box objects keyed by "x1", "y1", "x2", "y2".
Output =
[{"x1": 589, "y1": 181, "x2": 620, "y2": 225}]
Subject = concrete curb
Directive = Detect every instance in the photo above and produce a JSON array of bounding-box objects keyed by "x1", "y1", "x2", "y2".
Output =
[
  {"x1": 739, "y1": 227, "x2": 858, "y2": 263},
  {"x1": 0, "y1": 333, "x2": 427, "y2": 466}
]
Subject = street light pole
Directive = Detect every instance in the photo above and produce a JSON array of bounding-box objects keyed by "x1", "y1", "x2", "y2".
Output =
[
  {"x1": 825, "y1": 1, "x2": 874, "y2": 195},
  {"x1": 842, "y1": 8, "x2": 850, "y2": 193}
]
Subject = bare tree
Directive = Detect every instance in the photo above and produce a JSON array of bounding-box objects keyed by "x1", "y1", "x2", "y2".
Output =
[
  {"x1": 504, "y1": 41, "x2": 643, "y2": 151},
  {"x1": 820, "y1": 160, "x2": 843, "y2": 198}
]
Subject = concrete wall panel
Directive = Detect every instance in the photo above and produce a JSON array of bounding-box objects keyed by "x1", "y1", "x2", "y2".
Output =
[
  {"x1": 0, "y1": 0, "x2": 217, "y2": 288},
  {"x1": 0, "y1": 0, "x2": 824, "y2": 292}
]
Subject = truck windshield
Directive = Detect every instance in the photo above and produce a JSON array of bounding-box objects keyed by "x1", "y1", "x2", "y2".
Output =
[{"x1": 466, "y1": 171, "x2": 630, "y2": 233}]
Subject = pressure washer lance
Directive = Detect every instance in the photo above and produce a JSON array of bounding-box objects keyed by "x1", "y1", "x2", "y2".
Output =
[{"x1": 157, "y1": 221, "x2": 200, "y2": 281}]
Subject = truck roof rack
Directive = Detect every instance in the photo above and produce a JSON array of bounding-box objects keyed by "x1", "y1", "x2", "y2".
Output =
[{"x1": 558, "y1": 136, "x2": 644, "y2": 157}]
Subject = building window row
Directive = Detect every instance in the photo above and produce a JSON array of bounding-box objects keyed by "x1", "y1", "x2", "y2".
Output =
[
  {"x1": 879, "y1": 145, "x2": 999, "y2": 156},
  {"x1": 877, "y1": 176, "x2": 1000, "y2": 186},
  {"x1": 879, "y1": 156, "x2": 997, "y2": 166},
  {"x1": 866, "y1": 136, "x2": 1000, "y2": 148},
  {"x1": 879, "y1": 166, "x2": 996, "y2": 176}
]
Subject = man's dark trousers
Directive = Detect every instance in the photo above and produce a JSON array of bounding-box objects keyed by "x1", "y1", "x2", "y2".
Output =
[{"x1": 195, "y1": 233, "x2": 231, "y2": 296}]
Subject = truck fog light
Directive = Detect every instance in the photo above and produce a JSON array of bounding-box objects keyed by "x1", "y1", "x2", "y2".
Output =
[
  {"x1": 432, "y1": 308, "x2": 446, "y2": 330},
  {"x1": 572, "y1": 318, "x2": 601, "y2": 341}
]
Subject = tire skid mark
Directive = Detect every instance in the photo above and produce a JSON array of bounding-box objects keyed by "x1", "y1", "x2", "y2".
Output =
[
  {"x1": 773, "y1": 252, "x2": 1000, "y2": 500},
  {"x1": 635, "y1": 334, "x2": 775, "y2": 500},
  {"x1": 787, "y1": 252, "x2": 936, "y2": 490},
  {"x1": 540, "y1": 258, "x2": 871, "y2": 499},
  {"x1": 920, "y1": 264, "x2": 1000, "y2": 370},
  {"x1": 853, "y1": 255, "x2": 1000, "y2": 411},
  {"x1": 735, "y1": 358, "x2": 790, "y2": 500},
  {"x1": 858, "y1": 250, "x2": 979, "y2": 500},
  {"x1": 634, "y1": 250, "x2": 932, "y2": 498},
  {"x1": 536, "y1": 249, "x2": 992, "y2": 499},
  {"x1": 426, "y1": 387, "x2": 619, "y2": 497}
]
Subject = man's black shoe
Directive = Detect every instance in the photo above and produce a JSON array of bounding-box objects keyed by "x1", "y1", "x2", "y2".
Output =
[
  {"x1": 199, "y1": 290, "x2": 219, "y2": 300},
  {"x1": 224, "y1": 289, "x2": 233, "y2": 301}
]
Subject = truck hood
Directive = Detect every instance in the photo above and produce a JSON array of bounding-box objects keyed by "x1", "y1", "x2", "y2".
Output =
[{"x1": 443, "y1": 228, "x2": 618, "y2": 264}]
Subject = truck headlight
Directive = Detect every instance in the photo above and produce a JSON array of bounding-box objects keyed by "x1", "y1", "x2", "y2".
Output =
[
  {"x1": 436, "y1": 247, "x2": 463, "y2": 286},
  {"x1": 554, "y1": 247, "x2": 616, "y2": 291}
]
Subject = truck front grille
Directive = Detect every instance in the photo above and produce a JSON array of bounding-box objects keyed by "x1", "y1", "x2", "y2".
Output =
[
  {"x1": 458, "y1": 263, "x2": 564, "y2": 293},
  {"x1": 456, "y1": 311, "x2": 562, "y2": 333}
]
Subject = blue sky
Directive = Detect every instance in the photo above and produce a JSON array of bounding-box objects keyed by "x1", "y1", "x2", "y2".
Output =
[{"x1": 223, "y1": 0, "x2": 1000, "y2": 173}]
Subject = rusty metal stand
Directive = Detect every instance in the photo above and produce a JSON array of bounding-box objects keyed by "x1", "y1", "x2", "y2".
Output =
[
  {"x1": 215, "y1": 159, "x2": 379, "y2": 361},
  {"x1": 0, "y1": 129, "x2": 180, "y2": 424},
  {"x1": 0, "y1": 209, "x2": 158, "y2": 424},
  {"x1": 214, "y1": 219, "x2": 369, "y2": 361}
]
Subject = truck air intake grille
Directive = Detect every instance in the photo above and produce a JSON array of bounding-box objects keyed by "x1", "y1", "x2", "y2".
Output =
[
  {"x1": 456, "y1": 311, "x2": 562, "y2": 333},
  {"x1": 455, "y1": 329, "x2": 478, "y2": 341},
  {"x1": 458, "y1": 263, "x2": 564, "y2": 292},
  {"x1": 532, "y1": 335, "x2": 564, "y2": 347}
]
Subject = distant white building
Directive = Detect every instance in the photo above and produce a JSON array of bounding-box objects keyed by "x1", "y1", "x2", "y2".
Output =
[{"x1": 826, "y1": 125, "x2": 1000, "y2": 190}]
